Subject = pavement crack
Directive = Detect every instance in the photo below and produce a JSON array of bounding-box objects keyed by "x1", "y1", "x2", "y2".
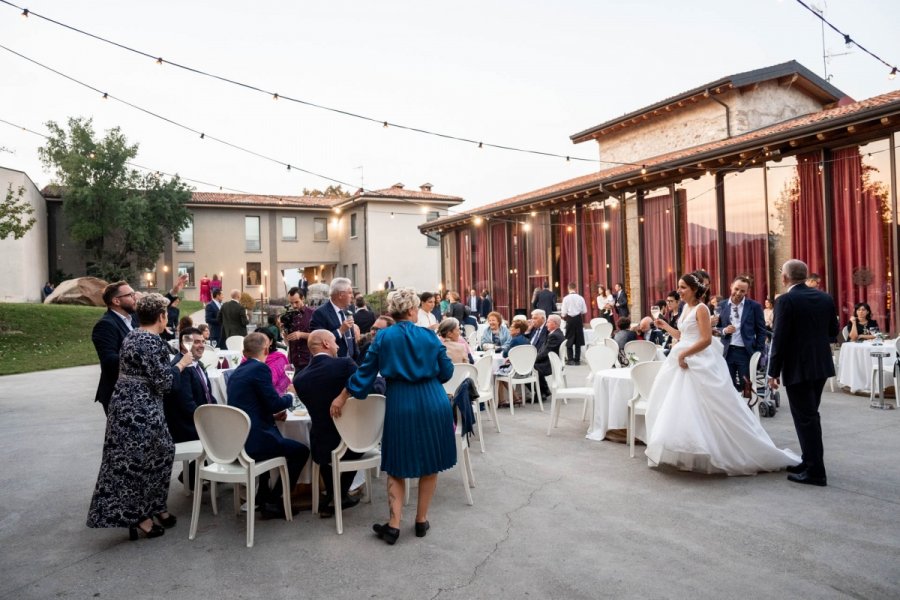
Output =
[{"x1": 429, "y1": 475, "x2": 563, "y2": 600}]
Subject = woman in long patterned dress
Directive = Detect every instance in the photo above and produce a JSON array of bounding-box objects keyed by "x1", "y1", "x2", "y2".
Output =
[
  {"x1": 87, "y1": 293, "x2": 193, "y2": 540},
  {"x1": 331, "y1": 288, "x2": 456, "y2": 545}
]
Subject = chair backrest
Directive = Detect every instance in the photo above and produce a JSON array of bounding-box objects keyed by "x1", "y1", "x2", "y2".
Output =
[
  {"x1": 749, "y1": 351, "x2": 762, "y2": 382},
  {"x1": 603, "y1": 338, "x2": 620, "y2": 355},
  {"x1": 589, "y1": 317, "x2": 609, "y2": 329},
  {"x1": 624, "y1": 340, "x2": 658, "y2": 363},
  {"x1": 585, "y1": 345, "x2": 618, "y2": 372},
  {"x1": 507, "y1": 344, "x2": 537, "y2": 375},
  {"x1": 467, "y1": 330, "x2": 479, "y2": 348},
  {"x1": 630, "y1": 361, "x2": 664, "y2": 400},
  {"x1": 194, "y1": 404, "x2": 251, "y2": 464},
  {"x1": 200, "y1": 347, "x2": 218, "y2": 368},
  {"x1": 333, "y1": 394, "x2": 386, "y2": 453},
  {"x1": 225, "y1": 335, "x2": 244, "y2": 352},
  {"x1": 473, "y1": 354, "x2": 493, "y2": 392},
  {"x1": 443, "y1": 363, "x2": 478, "y2": 395},
  {"x1": 548, "y1": 352, "x2": 565, "y2": 391},
  {"x1": 593, "y1": 322, "x2": 613, "y2": 340},
  {"x1": 463, "y1": 324, "x2": 476, "y2": 337}
]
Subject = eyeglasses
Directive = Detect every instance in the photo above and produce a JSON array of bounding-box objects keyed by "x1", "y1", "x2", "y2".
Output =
[{"x1": 115, "y1": 292, "x2": 136, "y2": 299}]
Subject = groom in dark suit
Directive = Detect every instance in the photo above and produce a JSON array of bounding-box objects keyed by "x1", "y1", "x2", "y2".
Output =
[
  {"x1": 717, "y1": 275, "x2": 768, "y2": 392},
  {"x1": 768, "y1": 259, "x2": 838, "y2": 487}
]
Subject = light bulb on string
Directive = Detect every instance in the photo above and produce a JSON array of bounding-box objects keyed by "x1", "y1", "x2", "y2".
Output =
[
  {"x1": 641, "y1": 165, "x2": 647, "y2": 175},
  {"x1": 21, "y1": 8, "x2": 28, "y2": 18},
  {"x1": 156, "y1": 57, "x2": 163, "y2": 65},
  {"x1": 272, "y1": 93, "x2": 279, "y2": 100},
  {"x1": 890, "y1": 67, "x2": 898, "y2": 80}
]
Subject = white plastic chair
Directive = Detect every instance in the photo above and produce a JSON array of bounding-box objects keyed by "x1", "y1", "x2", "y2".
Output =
[
  {"x1": 589, "y1": 317, "x2": 609, "y2": 329},
  {"x1": 454, "y1": 402, "x2": 475, "y2": 505},
  {"x1": 628, "y1": 361, "x2": 663, "y2": 458},
  {"x1": 463, "y1": 324, "x2": 476, "y2": 338},
  {"x1": 225, "y1": 335, "x2": 244, "y2": 352},
  {"x1": 591, "y1": 322, "x2": 613, "y2": 343},
  {"x1": 747, "y1": 351, "x2": 763, "y2": 418},
  {"x1": 474, "y1": 354, "x2": 501, "y2": 433},
  {"x1": 173, "y1": 440, "x2": 203, "y2": 496},
  {"x1": 546, "y1": 353, "x2": 595, "y2": 436},
  {"x1": 585, "y1": 345, "x2": 618, "y2": 374},
  {"x1": 603, "y1": 338, "x2": 620, "y2": 363},
  {"x1": 495, "y1": 345, "x2": 543, "y2": 415},
  {"x1": 312, "y1": 394, "x2": 385, "y2": 534},
  {"x1": 188, "y1": 405, "x2": 292, "y2": 548},
  {"x1": 624, "y1": 340, "x2": 658, "y2": 363},
  {"x1": 444, "y1": 364, "x2": 485, "y2": 453}
]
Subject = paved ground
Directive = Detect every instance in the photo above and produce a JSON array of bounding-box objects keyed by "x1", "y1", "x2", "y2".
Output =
[{"x1": 1, "y1": 363, "x2": 898, "y2": 600}]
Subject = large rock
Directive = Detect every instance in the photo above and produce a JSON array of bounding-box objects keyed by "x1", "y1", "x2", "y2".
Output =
[{"x1": 44, "y1": 277, "x2": 108, "y2": 306}]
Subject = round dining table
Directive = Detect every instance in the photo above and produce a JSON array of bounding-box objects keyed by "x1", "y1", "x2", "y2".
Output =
[{"x1": 837, "y1": 340, "x2": 897, "y2": 393}]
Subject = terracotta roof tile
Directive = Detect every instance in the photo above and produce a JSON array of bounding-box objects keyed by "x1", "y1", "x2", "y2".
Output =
[{"x1": 188, "y1": 192, "x2": 340, "y2": 208}]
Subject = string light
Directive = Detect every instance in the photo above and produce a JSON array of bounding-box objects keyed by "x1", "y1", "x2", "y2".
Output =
[
  {"x1": 199, "y1": 132, "x2": 204, "y2": 139},
  {"x1": 890, "y1": 67, "x2": 897, "y2": 80},
  {"x1": 20, "y1": 7, "x2": 26, "y2": 18},
  {"x1": 155, "y1": 57, "x2": 163, "y2": 65}
]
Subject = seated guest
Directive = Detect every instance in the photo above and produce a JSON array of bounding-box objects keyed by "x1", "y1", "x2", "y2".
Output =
[
  {"x1": 197, "y1": 323, "x2": 211, "y2": 342},
  {"x1": 357, "y1": 315, "x2": 395, "y2": 363},
  {"x1": 163, "y1": 327, "x2": 214, "y2": 488},
  {"x1": 177, "y1": 315, "x2": 193, "y2": 339},
  {"x1": 847, "y1": 301, "x2": 878, "y2": 341},
  {"x1": 480, "y1": 311, "x2": 511, "y2": 352},
  {"x1": 259, "y1": 329, "x2": 293, "y2": 395},
  {"x1": 227, "y1": 333, "x2": 309, "y2": 518},
  {"x1": 763, "y1": 297, "x2": 774, "y2": 331},
  {"x1": 438, "y1": 318, "x2": 472, "y2": 364},
  {"x1": 261, "y1": 314, "x2": 284, "y2": 347},
  {"x1": 664, "y1": 290, "x2": 682, "y2": 329},
  {"x1": 293, "y1": 330, "x2": 375, "y2": 517},
  {"x1": 533, "y1": 314, "x2": 565, "y2": 397},
  {"x1": 634, "y1": 316, "x2": 665, "y2": 345},
  {"x1": 417, "y1": 292, "x2": 440, "y2": 331},
  {"x1": 613, "y1": 317, "x2": 637, "y2": 349},
  {"x1": 525, "y1": 309, "x2": 548, "y2": 350},
  {"x1": 503, "y1": 320, "x2": 530, "y2": 358}
]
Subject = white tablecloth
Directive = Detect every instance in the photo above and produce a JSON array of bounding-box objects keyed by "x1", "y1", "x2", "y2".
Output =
[
  {"x1": 206, "y1": 367, "x2": 233, "y2": 404},
  {"x1": 837, "y1": 341, "x2": 897, "y2": 392},
  {"x1": 472, "y1": 350, "x2": 506, "y2": 374},
  {"x1": 277, "y1": 412, "x2": 313, "y2": 484},
  {"x1": 215, "y1": 349, "x2": 243, "y2": 369},
  {"x1": 586, "y1": 367, "x2": 646, "y2": 443}
]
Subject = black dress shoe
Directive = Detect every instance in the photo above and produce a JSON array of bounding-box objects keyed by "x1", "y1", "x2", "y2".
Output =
[
  {"x1": 319, "y1": 495, "x2": 361, "y2": 518},
  {"x1": 261, "y1": 502, "x2": 300, "y2": 519},
  {"x1": 787, "y1": 471, "x2": 827, "y2": 487},
  {"x1": 372, "y1": 522, "x2": 400, "y2": 545},
  {"x1": 785, "y1": 463, "x2": 807, "y2": 475},
  {"x1": 154, "y1": 513, "x2": 177, "y2": 528},
  {"x1": 415, "y1": 520, "x2": 430, "y2": 538}
]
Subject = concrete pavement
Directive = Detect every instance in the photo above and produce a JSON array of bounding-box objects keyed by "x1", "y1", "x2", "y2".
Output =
[{"x1": 0, "y1": 363, "x2": 898, "y2": 599}]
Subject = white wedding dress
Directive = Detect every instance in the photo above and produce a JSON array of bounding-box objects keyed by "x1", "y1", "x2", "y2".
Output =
[{"x1": 644, "y1": 303, "x2": 800, "y2": 475}]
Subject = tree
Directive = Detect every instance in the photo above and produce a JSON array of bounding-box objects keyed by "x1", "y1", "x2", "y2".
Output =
[
  {"x1": 39, "y1": 117, "x2": 192, "y2": 282},
  {"x1": 301, "y1": 184, "x2": 351, "y2": 198},
  {"x1": 0, "y1": 184, "x2": 36, "y2": 240}
]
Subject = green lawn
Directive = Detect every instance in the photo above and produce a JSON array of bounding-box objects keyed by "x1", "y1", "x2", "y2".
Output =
[{"x1": 0, "y1": 303, "x2": 105, "y2": 376}]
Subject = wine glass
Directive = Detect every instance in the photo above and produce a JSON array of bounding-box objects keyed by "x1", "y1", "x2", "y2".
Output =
[
  {"x1": 285, "y1": 366, "x2": 295, "y2": 381},
  {"x1": 210, "y1": 340, "x2": 218, "y2": 349},
  {"x1": 650, "y1": 306, "x2": 661, "y2": 321}
]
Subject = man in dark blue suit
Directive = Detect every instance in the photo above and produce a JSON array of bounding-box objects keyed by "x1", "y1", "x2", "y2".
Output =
[
  {"x1": 768, "y1": 260, "x2": 838, "y2": 487},
  {"x1": 292, "y1": 329, "x2": 368, "y2": 516},
  {"x1": 91, "y1": 281, "x2": 137, "y2": 415},
  {"x1": 525, "y1": 309, "x2": 548, "y2": 350},
  {"x1": 309, "y1": 277, "x2": 359, "y2": 361},
  {"x1": 227, "y1": 333, "x2": 309, "y2": 515},
  {"x1": 533, "y1": 282, "x2": 556, "y2": 315},
  {"x1": 716, "y1": 276, "x2": 768, "y2": 392},
  {"x1": 480, "y1": 290, "x2": 493, "y2": 320},
  {"x1": 205, "y1": 288, "x2": 224, "y2": 346}
]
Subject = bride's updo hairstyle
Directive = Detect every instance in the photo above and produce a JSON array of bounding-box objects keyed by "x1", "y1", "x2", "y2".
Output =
[{"x1": 680, "y1": 273, "x2": 710, "y2": 305}]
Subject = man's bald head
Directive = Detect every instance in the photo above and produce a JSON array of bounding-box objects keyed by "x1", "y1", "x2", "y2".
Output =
[{"x1": 308, "y1": 329, "x2": 337, "y2": 357}]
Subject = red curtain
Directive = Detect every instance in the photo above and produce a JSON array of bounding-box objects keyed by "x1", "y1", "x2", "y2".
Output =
[
  {"x1": 642, "y1": 192, "x2": 677, "y2": 312},
  {"x1": 608, "y1": 203, "x2": 624, "y2": 288},
  {"x1": 682, "y1": 187, "x2": 719, "y2": 291},
  {"x1": 457, "y1": 229, "x2": 472, "y2": 294},
  {"x1": 510, "y1": 223, "x2": 528, "y2": 316},
  {"x1": 831, "y1": 147, "x2": 890, "y2": 326},
  {"x1": 791, "y1": 152, "x2": 826, "y2": 285},
  {"x1": 528, "y1": 212, "x2": 550, "y2": 295},
  {"x1": 473, "y1": 225, "x2": 488, "y2": 291},
  {"x1": 490, "y1": 223, "x2": 509, "y2": 318},
  {"x1": 559, "y1": 210, "x2": 578, "y2": 289},
  {"x1": 581, "y1": 205, "x2": 608, "y2": 317}
]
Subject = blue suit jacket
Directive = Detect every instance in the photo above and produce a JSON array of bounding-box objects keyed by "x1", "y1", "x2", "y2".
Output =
[
  {"x1": 292, "y1": 354, "x2": 358, "y2": 465},
  {"x1": 205, "y1": 301, "x2": 222, "y2": 346},
  {"x1": 717, "y1": 298, "x2": 767, "y2": 355},
  {"x1": 481, "y1": 296, "x2": 493, "y2": 319},
  {"x1": 310, "y1": 302, "x2": 358, "y2": 360},
  {"x1": 163, "y1": 356, "x2": 213, "y2": 443},
  {"x1": 226, "y1": 359, "x2": 293, "y2": 458},
  {"x1": 91, "y1": 309, "x2": 131, "y2": 409}
]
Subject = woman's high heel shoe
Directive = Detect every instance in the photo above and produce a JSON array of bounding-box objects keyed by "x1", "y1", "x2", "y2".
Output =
[
  {"x1": 154, "y1": 513, "x2": 177, "y2": 528},
  {"x1": 372, "y1": 522, "x2": 400, "y2": 545},
  {"x1": 128, "y1": 523, "x2": 165, "y2": 541}
]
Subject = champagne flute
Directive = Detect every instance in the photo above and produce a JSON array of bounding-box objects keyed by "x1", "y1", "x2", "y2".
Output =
[
  {"x1": 210, "y1": 339, "x2": 218, "y2": 349},
  {"x1": 650, "y1": 306, "x2": 661, "y2": 321}
]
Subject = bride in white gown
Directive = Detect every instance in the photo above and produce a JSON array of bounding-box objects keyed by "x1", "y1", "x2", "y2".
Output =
[{"x1": 645, "y1": 273, "x2": 800, "y2": 475}]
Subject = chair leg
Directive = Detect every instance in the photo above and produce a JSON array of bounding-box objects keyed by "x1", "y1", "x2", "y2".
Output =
[
  {"x1": 211, "y1": 480, "x2": 219, "y2": 515},
  {"x1": 311, "y1": 462, "x2": 320, "y2": 514},
  {"x1": 458, "y1": 441, "x2": 474, "y2": 506},
  {"x1": 472, "y1": 401, "x2": 486, "y2": 453},
  {"x1": 508, "y1": 381, "x2": 515, "y2": 416},
  {"x1": 246, "y1": 475, "x2": 254, "y2": 548},
  {"x1": 364, "y1": 469, "x2": 373, "y2": 503},
  {"x1": 333, "y1": 463, "x2": 343, "y2": 535},
  {"x1": 232, "y1": 483, "x2": 240, "y2": 516},
  {"x1": 489, "y1": 394, "x2": 501, "y2": 433},
  {"x1": 465, "y1": 445, "x2": 475, "y2": 488},
  {"x1": 546, "y1": 396, "x2": 556, "y2": 436},
  {"x1": 280, "y1": 465, "x2": 293, "y2": 522},
  {"x1": 628, "y1": 407, "x2": 635, "y2": 458},
  {"x1": 535, "y1": 382, "x2": 544, "y2": 412},
  {"x1": 188, "y1": 472, "x2": 204, "y2": 541}
]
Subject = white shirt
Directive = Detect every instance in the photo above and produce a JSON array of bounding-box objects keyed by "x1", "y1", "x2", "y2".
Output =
[
  {"x1": 728, "y1": 299, "x2": 745, "y2": 348},
  {"x1": 561, "y1": 292, "x2": 587, "y2": 318},
  {"x1": 114, "y1": 310, "x2": 133, "y2": 331},
  {"x1": 417, "y1": 309, "x2": 437, "y2": 328}
]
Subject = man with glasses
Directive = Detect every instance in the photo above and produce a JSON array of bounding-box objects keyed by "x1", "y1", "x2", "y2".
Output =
[
  {"x1": 92, "y1": 281, "x2": 139, "y2": 415},
  {"x1": 717, "y1": 275, "x2": 768, "y2": 392},
  {"x1": 357, "y1": 315, "x2": 395, "y2": 363},
  {"x1": 310, "y1": 277, "x2": 360, "y2": 361}
]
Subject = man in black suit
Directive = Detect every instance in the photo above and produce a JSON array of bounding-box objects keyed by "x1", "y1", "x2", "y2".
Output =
[
  {"x1": 383, "y1": 276, "x2": 395, "y2": 290},
  {"x1": 533, "y1": 282, "x2": 556, "y2": 315},
  {"x1": 480, "y1": 290, "x2": 493, "y2": 320},
  {"x1": 310, "y1": 277, "x2": 360, "y2": 361},
  {"x1": 533, "y1": 315, "x2": 565, "y2": 397},
  {"x1": 717, "y1": 276, "x2": 768, "y2": 391},
  {"x1": 352, "y1": 295, "x2": 376, "y2": 335},
  {"x1": 466, "y1": 289, "x2": 482, "y2": 320},
  {"x1": 292, "y1": 330, "x2": 365, "y2": 516},
  {"x1": 91, "y1": 281, "x2": 137, "y2": 415},
  {"x1": 218, "y1": 289, "x2": 248, "y2": 341},
  {"x1": 205, "y1": 288, "x2": 224, "y2": 346},
  {"x1": 445, "y1": 291, "x2": 467, "y2": 322},
  {"x1": 525, "y1": 309, "x2": 548, "y2": 350},
  {"x1": 227, "y1": 333, "x2": 308, "y2": 516},
  {"x1": 163, "y1": 327, "x2": 214, "y2": 488},
  {"x1": 768, "y1": 259, "x2": 838, "y2": 487},
  {"x1": 613, "y1": 283, "x2": 630, "y2": 317}
]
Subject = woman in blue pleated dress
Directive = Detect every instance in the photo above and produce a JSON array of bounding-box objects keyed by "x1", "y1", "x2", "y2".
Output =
[{"x1": 331, "y1": 287, "x2": 456, "y2": 545}]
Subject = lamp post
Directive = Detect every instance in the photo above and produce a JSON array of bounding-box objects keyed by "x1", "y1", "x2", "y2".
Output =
[
  {"x1": 240, "y1": 268, "x2": 244, "y2": 294},
  {"x1": 263, "y1": 270, "x2": 268, "y2": 303}
]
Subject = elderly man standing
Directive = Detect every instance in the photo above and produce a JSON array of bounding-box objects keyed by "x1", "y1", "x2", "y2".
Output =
[
  {"x1": 91, "y1": 281, "x2": 138, "y2": 415},
  {"x1": 310, "y1": 277, "x2": 360, "y2": 361},
  {"x1": 227, "y1": 333, "x2": 308, "y2": 517},
  {"x1": 218, "y1": 289, "x2": 248, "y2": 341},
  {"x1": 560, "y1": 282, "x2": 588, "y2": 365},
  {"x1": 283, "y1": 287, "x2": 316, "y2": 371}
]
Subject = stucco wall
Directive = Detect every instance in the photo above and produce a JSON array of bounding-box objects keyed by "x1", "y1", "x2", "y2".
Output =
[
  {"x1": 366, "y1": 202, "x2": 444, "y2": 294},
  {"x1": 0, "y1": 168, "x2": 48, "y2": 302}
]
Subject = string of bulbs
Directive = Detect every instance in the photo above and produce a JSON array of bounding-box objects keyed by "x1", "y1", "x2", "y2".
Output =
[
  {"x1": 3, "y1": 0, "x2": 615, "y2": 165},
  {"x1": 793, "y1": 0, "x2": 899, "y2": 79}
]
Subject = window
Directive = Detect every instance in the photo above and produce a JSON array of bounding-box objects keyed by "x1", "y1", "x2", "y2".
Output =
[
  {"x1": 351, "y1": 263, "x2": 358, "y2": 283},
  {"x1": 350, "y1": 213, "x2": 358, "y2": 238},
  {"x1": 426, "y1": 210, "x2": 440, "y2": 247},
  {"x1": 177, "y1": 215, "x2": 194, "y2": 251},
  {"x1": 314, "y1": 218, "x2": 328, "y2": 241},
  {"x1": 245, "y1": 216, "x2": 260, "y2": 251},
  {"x1": 343, "y1": 264, "x2": 349, "y2": 278},
  {"x1": 177, "y1": 262, "x2": 195, "y2": 288},
  {"x1": 282, "y1": 216, "x2": 296, "y2": 241}
]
